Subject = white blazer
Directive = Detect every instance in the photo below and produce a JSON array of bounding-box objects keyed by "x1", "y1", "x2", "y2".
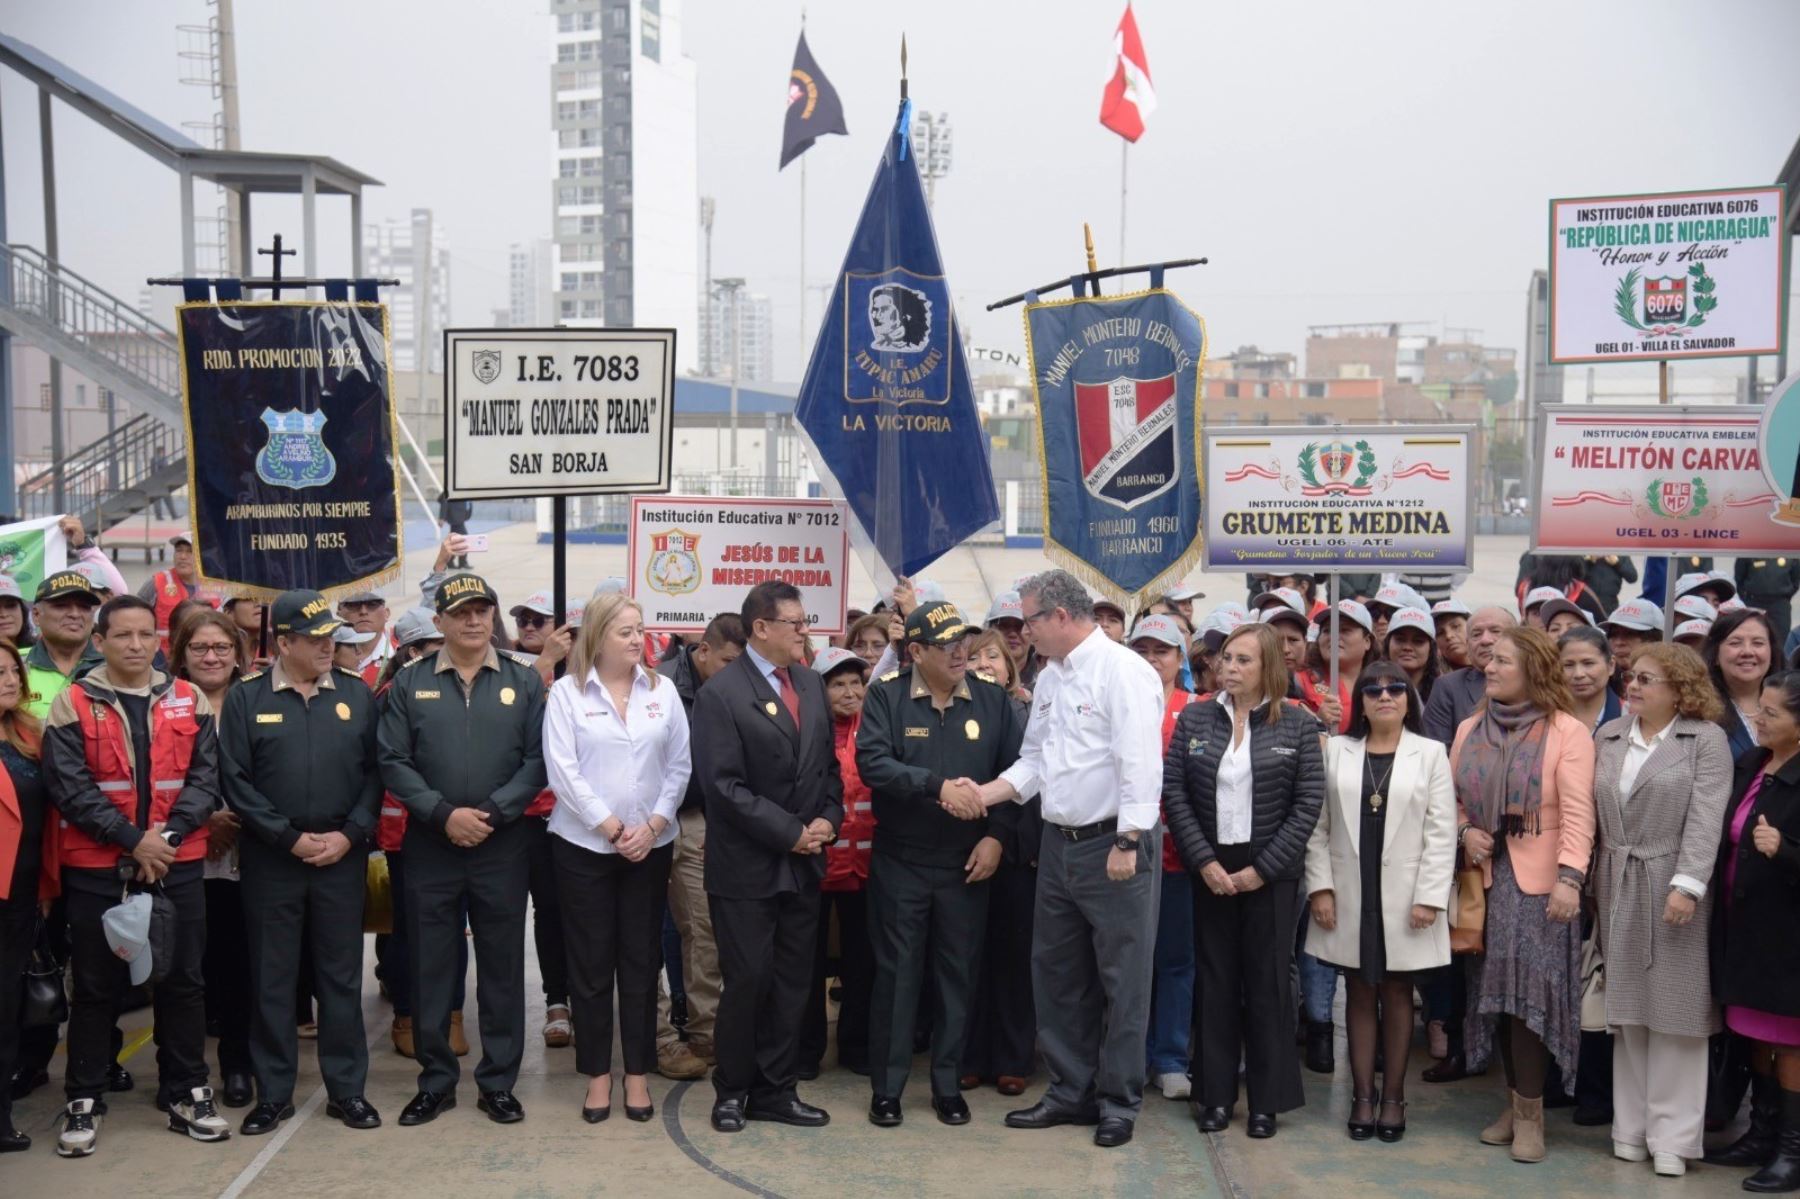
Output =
[{"x1": 1304, "y1": 729, "x2": 1457, "y2": 973}]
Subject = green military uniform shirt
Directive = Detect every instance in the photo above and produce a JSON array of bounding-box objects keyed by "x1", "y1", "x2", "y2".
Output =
[
  {"x1": 219, "y1": 661, "x2": 382, "y2": 851},
  {"x1": 855, "y1": 666, "x2": 1025, "y2": 869}
]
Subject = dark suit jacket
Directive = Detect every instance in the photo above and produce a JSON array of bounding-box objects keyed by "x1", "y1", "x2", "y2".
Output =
[{"x1": 693, "y1": 650, "x2": 845, "y2": 900}]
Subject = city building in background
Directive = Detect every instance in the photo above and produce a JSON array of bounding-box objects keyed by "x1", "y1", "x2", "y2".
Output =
[
  {"x1": 703, "y1": 288, "x2": 773, "y2": 383},
  {"x1": 363, "y1": 209, "x2": 451, "y2": 372},
  {"x1": 550, "y1": 0, "x2": 699, "y2": 372},
  {"x1": 509, "y1": 238, "x2": 554, "y2": 327}
]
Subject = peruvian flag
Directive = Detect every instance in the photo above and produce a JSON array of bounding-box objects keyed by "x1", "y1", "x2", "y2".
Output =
[{"x1": 1099, "y1": 3, "x2": 1155, "y2": 142}]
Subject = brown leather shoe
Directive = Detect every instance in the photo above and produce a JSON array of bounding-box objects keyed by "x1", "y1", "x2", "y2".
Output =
[
  {"x1": 958, "y1": 1074, "x2": 982, "y2": 1091},
  {"x1": 658, "y1": 1046, "x2": 708, "y2": 1080},
  {"x1": 997, "y1": 1076, "x2": 1028, "y2": 1097},
  {"x1": 450, "y1": 1011, "x2": 471, "y2": 1057},
  {"x1": 391, "y1": 1016, "x2": 415, "y2": 1059},
  {"x1": 686, "y1": 1039, "x2": 717, "y2": 1066}
]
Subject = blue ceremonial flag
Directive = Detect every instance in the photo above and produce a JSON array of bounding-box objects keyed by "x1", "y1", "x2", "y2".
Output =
[
  {"x1": 795, "y1": 101, "x2": 998, "y2": 581},
  {"x1": 1023, "y1": 287, "x2": 1207, "y2": 602}
]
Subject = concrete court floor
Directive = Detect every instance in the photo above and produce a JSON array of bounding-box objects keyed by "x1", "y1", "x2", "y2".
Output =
[{"x1": 0, "y1": 929, "x2": 1762, "y2": 1198}]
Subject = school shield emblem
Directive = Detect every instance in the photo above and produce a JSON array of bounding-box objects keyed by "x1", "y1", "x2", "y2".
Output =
[
  {"x1": 1072, "y1": 374, "x2": 1178, "y2": 510},
  {"x1": 646, "y1": 529, "x2": 701, "y2": 595},
  {"x1": 472, "y1": 348, "x2": 502, "y2": 385},
  {"x1": 254, "y1": 408, "x2": 337, "y2": 490},
  {"x1": 1319, "y1": 440, "x2": 1356, "y2": 483},
  {"x1": 1658, "y1": 479, "x2": 1693, "y2": 516},
  {"x1": 1644, "y1": 275, "x2": 1687, "y2": 324}
]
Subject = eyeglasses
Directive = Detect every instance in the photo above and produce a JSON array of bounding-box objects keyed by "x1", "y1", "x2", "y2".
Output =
[
  {"x1": 187, "y1": 643, "x2": 236, "y2": 659},
  {"x1": 1360, "y1": 682, "x2": 1408, "y2": 698},
  {"x1": 516, "y1": 614, "x2": 551, "y2": 628},
  {"x1": 763, "y1": 616, "x2": 810, "y2": 631},
  {"x1": 1022, "y1": 609, "x2": 1056, "y2": 625},
  {"x1": 1620, "y1": 671, "x2": 1667, "y2": 687}
]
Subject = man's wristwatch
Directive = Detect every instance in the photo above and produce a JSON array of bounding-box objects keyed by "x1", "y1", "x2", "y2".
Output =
[
  {"x1": 160, "y1": 830, "x2": 184, "y2": 849},
  {"x1": 1113, "y1": 833, "x2": 1138, "y2": 853}
]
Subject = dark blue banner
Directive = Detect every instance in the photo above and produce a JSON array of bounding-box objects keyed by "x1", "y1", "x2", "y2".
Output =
[
  {"x1": 1025, "y1": 288, "x2": 1207, "y2": 601},
  {"x1": 178, "y1": 302, "x2": 401, "y2": 597},
  {"x1": 795, "y1": 102, "x2": 997, "y2": 580}
]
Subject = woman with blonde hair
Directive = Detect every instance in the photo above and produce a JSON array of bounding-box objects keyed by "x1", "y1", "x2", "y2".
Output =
[
  {"x1": 1590, "y1": 642, "x2": 1730, "y2": 1176},
  {"x1": 544, "y1": 591, "x2": 691, "y2": 1123},
  {"x1": 1452, "y1": 626, "x2": 1596, "y2": 1164}
]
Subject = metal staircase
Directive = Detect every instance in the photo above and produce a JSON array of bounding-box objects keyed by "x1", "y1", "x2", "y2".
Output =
[{"x1": 0, "y1": 243, "x2": 189, "y2": 527}]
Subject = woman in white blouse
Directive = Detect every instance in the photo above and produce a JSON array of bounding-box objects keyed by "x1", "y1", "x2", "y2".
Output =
[{"x1": 545, "y1": 591, "x2": 691, "y2": 1125}]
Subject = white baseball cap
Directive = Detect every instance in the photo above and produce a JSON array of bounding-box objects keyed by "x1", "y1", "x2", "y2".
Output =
[
  {"x1": 103, "y1": 892, "x2": 155, "y2": 986},
  {"x1": 1166, "y1": 583, "x2": 1206, "y2": 602},
  {"x1": 1385, "y1": 607, "x2": 1436, "y2": 640},
  {"x1": 1673, "y1": 594, "x2": 1718, "y2": 623},
  {"x1": 510, "y1": 590, "x2": 555, "y2": 618},
  {"x1": 1314, "y1": 599, "x2": 1374, "y2": 634},
  {"x1": 592, "y1": 576, "x2": 628, "y2": 597},
  {"x1": 1251, "y1": 587, "x2": 1309, "y2": 620},
  {"x1": 812, "y1": 646, "x2": 870, "y2": 679},
  {"x1": 1602, "y1": 598, "x2": 1664, "y2": 632},
  {"x1": 1522, "y1": 586, "x2": 1566, "y2": 613},
  {"x1": 912, "y1": 578, "x2": 946, "y2": 604},
  {"x1": 1130, "y1": 614, "x2": 1187, "y2": 651},
  {"x1": 1431, "y1": 598, "x2": 1472, "y2": 620},
  {"x1": 1676, "y1": 571, "x2": 1737, "y2": 602},
  {"x1": 1719, "y1": 596, "x2": 1748, "y2": 613},
  {"x1": 0, "y1": 575, "x2": 22, "y2": 604},
  {"x1": 1370, "y1": 583, "x2": 1429, "y2": 614},
  {"x1": 1673, "y1": 619, "x2": 1713, "y2": 645},
  {"x1": 985, "y1": 592, "x2": 1024, "y2": 625}
]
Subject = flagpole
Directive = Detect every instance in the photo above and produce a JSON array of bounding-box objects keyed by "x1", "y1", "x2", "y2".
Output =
[
  {"x1": 799, "y1": 155, "x2": 807, "y2": 371},
  {"x1": 1119, "y1": 141, "x2": 1128, "y2": 270}
]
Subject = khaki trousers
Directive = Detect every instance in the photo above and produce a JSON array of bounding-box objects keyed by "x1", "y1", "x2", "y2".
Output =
[{"x1": 657, "y1": 808, "x2": 720, "y2": 1051}]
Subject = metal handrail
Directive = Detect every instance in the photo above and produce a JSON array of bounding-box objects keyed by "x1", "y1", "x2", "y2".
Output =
[{"x1": 0, "y1": 243, "x2": 182, "y2": 403}]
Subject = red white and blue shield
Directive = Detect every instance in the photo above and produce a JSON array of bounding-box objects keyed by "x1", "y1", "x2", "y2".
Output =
[
  {"x1": 1319, "y1": 440, "x2": 1356, "y2": 482},
  {"x1": 1658, "y1": 480, "x2": 1693, "y2": 516},
  {"x1": 1073, "y1": 374, "x2": 1179, "y2": 510}
]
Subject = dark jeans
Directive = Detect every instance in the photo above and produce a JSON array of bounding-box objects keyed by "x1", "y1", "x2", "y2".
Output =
[
  {"x1": 523, "y1": 816, "x2": 569, "y2": 1009},
  {"x1": 552, "y1": 837, "x2": 672, "y2": 1077},
  {"x1": 64, "y1": 865, "x2": 208, "y2": 1103},
  {"x1": 202, "y1": 877, "x2": 252, "y2": 1077}
]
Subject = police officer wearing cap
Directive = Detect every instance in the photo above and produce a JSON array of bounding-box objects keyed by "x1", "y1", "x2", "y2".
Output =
[
  {"x1": 219, "y1": 590, "x2": 383, "y2": 1135},
  {"x1": 1738, "y1": 556, "x2": 1800, "y2": 650},
  {"x1": 378, "y1": 573, "x2": 546, "y2": 1127},
  {"x1": 856, "y1": 600, "x2": 1024, "y2": 1127},
  {"x1": 24, "y1": 570, "x2": 104, "y2": 719}
]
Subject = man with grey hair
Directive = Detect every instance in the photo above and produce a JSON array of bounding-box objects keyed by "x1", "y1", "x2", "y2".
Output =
[
  {"x1": 1422, "y1": 605, "x2": 1517, "y2": 747},
  {"x1": 966, "y1": 569, "x2": 1164, "y2": 1148}
]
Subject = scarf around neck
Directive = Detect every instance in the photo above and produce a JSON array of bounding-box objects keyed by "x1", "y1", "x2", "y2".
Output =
[{"x1": 1455, "y1": 700, "x2": 1551, "y2": 837}]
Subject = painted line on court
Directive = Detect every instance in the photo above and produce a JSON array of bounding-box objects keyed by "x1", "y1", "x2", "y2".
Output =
[
  {"x1": 661, "y1": 1080, "x2": 791, "y2": 1199},
  {"x1": 1201, "y1": 1128, "x2": 1250, "y2": 1199}
]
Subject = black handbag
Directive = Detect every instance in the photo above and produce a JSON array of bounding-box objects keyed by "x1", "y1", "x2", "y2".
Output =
[{"x1": 20, "y1": 916, "x2": 68, "y2": 1030}]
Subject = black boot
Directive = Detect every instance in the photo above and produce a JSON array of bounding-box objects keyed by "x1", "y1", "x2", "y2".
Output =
[
  {"x1": 1304, "y1": 1020, "x2": 1335, "y2": 1075},
  {"x1": 1744, "y1": 1087, "x2": 1800, "y2": 1193},
  {"x1": 1708, "y1": 1071, "x2": 1780, "y2": 1167}
]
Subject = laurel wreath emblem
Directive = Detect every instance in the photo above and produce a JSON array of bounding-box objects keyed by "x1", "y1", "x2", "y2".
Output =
[
  {"x1": 1298, "y1": 440, "x2": 1377, "y2": 490},
  {"x1": 1645, "y1": 476, "x2": 1708, "y2": 519},
  {"x1": 1614, "y1": 262, "x2": 1717, "y2": 333}
]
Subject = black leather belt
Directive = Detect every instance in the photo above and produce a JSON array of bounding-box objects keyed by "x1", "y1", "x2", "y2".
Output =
[{"x1": 1048, "y1": 817, "x2": 1118, "y2": 842}]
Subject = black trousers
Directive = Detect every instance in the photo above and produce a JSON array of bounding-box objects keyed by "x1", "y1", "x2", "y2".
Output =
[
  {"x1": 551, "y1": 836, "x2": 671, "y2": 1077},
  {"x1": 403, "y1": 821, "x2": 528, "y2": 1094},
  {"x1": 64, "y1": 866, "x2": 208, "y2": 1102},
  {"x1": 709, "y1": 888, "x2": 818, "y2": 1107},
  {"x1": 866, "y1": 852, "x2": 989, "y2": 1100},
  {"x1": 523, "y1": 816, "x2": 569, "y2": 1009},
  {"x1": 801, "y1": 888, "x2": 873, "y2": 1072},
  {"x1": 0, "y1": 891, "x2": 35, "y2": 1129},
  {"x1": 241, "y1": 840, "x2": 369, "y2": 1103},
  {"x1": 963, "y1": 857, "x2": 1038, "y2": 1079},
  {"x1": 384, "y1": 851, "x2": 467, "y2": 1020},
  {"x1": 1191, "y1": 847, "x2": 1304, "y2": 1115},
  {"x1": 202, "y1": 877, "x2": 252, "y2": 1078}
]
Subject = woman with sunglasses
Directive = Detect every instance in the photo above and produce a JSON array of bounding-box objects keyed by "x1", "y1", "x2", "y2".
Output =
[
  {"x1": 1590, "y1": 644, "x2": 1731, "y2": 1177},
  {"x1": 1306, "y1": 662, "x2": 1455, "y2": 1143}
]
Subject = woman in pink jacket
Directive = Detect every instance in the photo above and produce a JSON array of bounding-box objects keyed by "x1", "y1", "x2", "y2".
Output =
[{"x1": 1451, "y1": 626, "x2": 1596, "y2": 1165}]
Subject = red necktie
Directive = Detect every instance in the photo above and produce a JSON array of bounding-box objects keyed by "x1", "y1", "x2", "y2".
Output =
[{"x1": 773, "y1": 666, "x2": 802, "y2": 726}]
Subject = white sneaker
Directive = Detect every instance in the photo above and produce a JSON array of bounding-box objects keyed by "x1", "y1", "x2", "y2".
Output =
[
  {"x1": 57, "y1": 1098, "x2": 100, "y2": 1157},
  {"x1": 1157, "y1": 1072, "x2": 1192, "y2": 1100},
  {"x1": 1613, "y1": 1140, "x2": 1648, "y2": 1162},
  {"x1": 1652, "y1": 1152, "x2": 1686, "y2": 1176},
  {"x1": 169, "y1": 1086, "x2": 232, "y2": 1142}
]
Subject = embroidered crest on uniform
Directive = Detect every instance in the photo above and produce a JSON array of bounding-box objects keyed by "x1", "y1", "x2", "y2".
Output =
[
  {"x1": 335, "y1": 702, "x2": 351, "y2": 720},
  {"x1": 964, "y1": 719, "x2": 980, "y2": 741},
  {"x1": 499, "y1": 687, "x2": 516, "y2": 706}
]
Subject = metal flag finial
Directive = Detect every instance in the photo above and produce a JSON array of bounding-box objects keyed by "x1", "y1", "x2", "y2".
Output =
[{"x1": 900, "y1": 33, "x2": 908, "y2": 101}]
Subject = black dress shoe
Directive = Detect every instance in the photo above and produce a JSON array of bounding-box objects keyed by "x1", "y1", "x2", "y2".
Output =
[
  {"x1": 8, "y1": 1068, "x2": 48, "y2": 1100},
  {"x1": 869, "y1": 1096, "x2": 903, "y2": 1127},
  {"x1": 1095, "y1": 1116, "x2": 1134, "y2": 1148},
  {"x1": 398, "y1": 1090, "x2": 456, "y2": 1126},
  {"x1": 1246, "y1": 1112, "x2": 1278, "y2": 1138},
  {"x1": 240, "y1": 1101, "x2": 296, "y2": 1136},
  {"x1": 222, "y1": 1071, "x2": 253, "y2": 1109},
  {"x1": 711, "y1": 1098, "x2": 746, "y2": 1133},
  {"x1": 327, "y1": 1096, "x2": 381, "y2": 1129},
  {"x1": 582, "y1": 1103, "x2": 611, "y2": 1123},
  {"x1": 1004, "y1": 1101, "x2": 1101, "y2": 1129},
  {"x1": 932, "y1": 1095, "x2": 971, "y2": 1126},
  {"x1": 1195, "y1": 1104, "x2": 1231, "y2": 1132},
  {"x1": 0, "y1": 1128, "x2": 29, "y2": 1153},
  {"x1": 796, "y1": 1063, "x2": 821, "y2": 1081},
  {"x1": 107, "y1": 1062, "x2": 134, "y2": 1093},
  {"x1": 1571, "y1": 1103, "x2": 1612, "y2": 1127},
  {"x1": 626, "y1": 1103, "x2": 655, "y2": 1123},
  {"x1": 477, "y1": 1090, "x2": 525, "y2": 1123},
  {"x1": 747, "y1": 1095, "x2": 830, "y2": 1127}
]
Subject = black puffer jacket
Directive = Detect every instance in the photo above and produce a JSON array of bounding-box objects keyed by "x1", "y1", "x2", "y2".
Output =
[{"x1": 1164, "y1": 696, "x2": 1325, "y2": 882}]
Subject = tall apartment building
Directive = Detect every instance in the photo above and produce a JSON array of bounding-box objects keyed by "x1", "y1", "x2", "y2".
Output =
[
  {"x1": 362, "y1": 210, "x2": 451, "y2": 372},
  {"x1": 703, "y1": 289, "x2": 774, "y2": 383},
  {"x1": 509, "y1": 239, "x2": 554, "y2": 327},
  {"x1": 549, "y1": 0, "x2": 699, "y2": 372}
]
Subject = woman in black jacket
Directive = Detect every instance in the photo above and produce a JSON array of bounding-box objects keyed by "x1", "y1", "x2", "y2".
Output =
[{"x1": 1165, "y1": 622, "x2": 1326, "y2": 1140}]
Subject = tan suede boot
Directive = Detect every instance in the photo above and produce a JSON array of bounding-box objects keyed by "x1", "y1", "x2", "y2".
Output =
[
  {"x1": 1509, "y1": 1092, "x2": 1546, "y2": 1163},
  {"x1": 450, "y1": 1011, "x2": 471, "y2": 1057},
  {"x1": 1479, "y1": 1090, "x2": 1515, "y2": 1145},
  {"x1": 391, "y1": 1016, "x2": 415, "y2": 1059}
]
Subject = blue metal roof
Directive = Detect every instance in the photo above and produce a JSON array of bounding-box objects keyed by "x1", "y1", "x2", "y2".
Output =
[{"x1": 673, "y1": 376, "x2": 797, "y2": 417}]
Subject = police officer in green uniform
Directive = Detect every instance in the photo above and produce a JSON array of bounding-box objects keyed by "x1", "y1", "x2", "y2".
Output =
[
  {"x1": 219, "y1": 590, "x2": 383, "y2": 1135},
  {"x1": 856, "y1": 600, "x2": 1025, "y2": 1128},
  {"x1": 378, "y1": 573, "x2": 546, "y2": 1128},
  {"x1": 1738, "y1": 555, "x2": 1800, "y2": 651}
]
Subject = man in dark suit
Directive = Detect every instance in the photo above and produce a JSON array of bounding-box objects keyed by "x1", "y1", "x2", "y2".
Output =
[{"x1": 693, "y1": 580, "x2": 844, "y2": 1133}]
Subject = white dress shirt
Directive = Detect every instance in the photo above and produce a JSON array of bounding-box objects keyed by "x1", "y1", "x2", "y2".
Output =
[
  {"x1": 545, "y1": 664, "x2": 691, "y2": 855},
  {"x1": 999, "y1": 625, "x2": 1164, "y2": 832},
  {"x1": 1212, "y1": 693, "x2": 1255, "y2": 845},
  {"x1": 1617, "y1": 716, "x2": 1708, "y2": 899}
]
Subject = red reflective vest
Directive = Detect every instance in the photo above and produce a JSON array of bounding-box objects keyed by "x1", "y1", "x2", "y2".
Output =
[
  {"x1": 152, "y1": 570, "x2": 220, "y2": 654},
  {"x1": 57, "y1": 678, "x2": 209, "y2": 870},
  {"x1": 823, "y1": 713, "x2": 873, "y2": 892},
  {"x1": 1158, "y1": 689, "x2": 1197, "y2": 873},
  {"x1": 376, "y1": 677, "x2": 410, "y2": 851}
]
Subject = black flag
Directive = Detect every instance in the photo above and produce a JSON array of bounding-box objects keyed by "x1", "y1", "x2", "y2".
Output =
[{"x1": 780, "y1": 31, "x2": 847, "y2": 169}]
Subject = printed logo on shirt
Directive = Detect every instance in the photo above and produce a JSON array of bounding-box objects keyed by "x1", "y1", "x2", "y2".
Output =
[
  {"x1": 1187, "y1": 736, "x2": 1207, "y2": 757},
  {"x1": 1271, "y1": 745, "x2": 1296, "y2": 757},
  {"x1": 1035, "y1": 699, "x2": 1052, "y2": 716},
  {"x1": 645, "y1": 701, "x2": 663, "y2": 719},
  {"x1": 160, "y1": 693, "x2": 194, "y2": 714},
  {"x1": 1076, "y1": 702, "x2": 1098, "y2": 718}
]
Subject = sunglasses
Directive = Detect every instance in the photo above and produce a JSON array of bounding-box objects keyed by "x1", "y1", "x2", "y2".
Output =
[
  {"x1": 1619, "y1": 671, "x2": 1666, "y2": 687},
  {"x1": 1359, "y1": 682, "x2": 1409, "y2": 698},
  {"x1": 516, "y1": 613, "x2": 551, "y2": 628}
]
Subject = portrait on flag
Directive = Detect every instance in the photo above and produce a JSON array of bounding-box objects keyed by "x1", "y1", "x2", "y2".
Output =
[
  {"x1": 178, "y1": 301, "x2": 401, "y2": 597},
  {"x1": 1025, "y1": 287, "x2": 1205, "y2": 602}
]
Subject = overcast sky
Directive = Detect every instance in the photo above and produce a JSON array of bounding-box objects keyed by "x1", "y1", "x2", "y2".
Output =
[{"x1": 4, "y1": 0, "x2": 1797, "y2": 384}]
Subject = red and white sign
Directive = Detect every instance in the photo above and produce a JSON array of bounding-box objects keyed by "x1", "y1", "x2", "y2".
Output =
[
  {"x1": 1532, "y1": 404, "x2": 1800, "y2": 556},
  {"x1": 628, "y1": 495, "x2": 850, "y2": 635}
]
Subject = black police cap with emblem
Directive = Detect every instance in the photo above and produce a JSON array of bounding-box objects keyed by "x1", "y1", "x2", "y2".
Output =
[
  {"x1": 435, "y1": 572, "x2": 500, "y2": 615},
  {"x1": 270, "y1": 589, "x2": 344, "y2": 638},
  {"x1": 34, "y1": 570, "x2": 100, "y2": 605},
  {"x1": 905, "y1": 600, "x2": 973, "y2": 646}
]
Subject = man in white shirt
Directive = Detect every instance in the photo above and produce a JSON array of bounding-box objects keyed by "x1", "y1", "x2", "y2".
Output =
[{"x1": 972, "y1": 570, "x2": 1164, "y2": 1149}]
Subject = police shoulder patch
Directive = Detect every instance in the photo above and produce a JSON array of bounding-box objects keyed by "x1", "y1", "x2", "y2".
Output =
[
  {"x1": 240, "y1": 669, "x2": 266, "y2": 682},
  {"x1": 334, "y1": 665, "x2": 365, "y2": 680},
  {"x1": 504, "y1": 650, "x2": 538, "y2": 668},
  {"x1": 879, "y1": 670, "x2": 900, "y2": 683}
]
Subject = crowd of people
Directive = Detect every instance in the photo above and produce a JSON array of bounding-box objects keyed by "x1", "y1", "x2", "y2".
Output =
[{"x1": 4, "y1": 534, "x2": 1800, "y2": 1189}]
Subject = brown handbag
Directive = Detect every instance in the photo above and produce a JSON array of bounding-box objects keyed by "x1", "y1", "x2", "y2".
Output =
[{"x1": 1449, "y1": 860, "x2": 1486, "y2": 955}]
